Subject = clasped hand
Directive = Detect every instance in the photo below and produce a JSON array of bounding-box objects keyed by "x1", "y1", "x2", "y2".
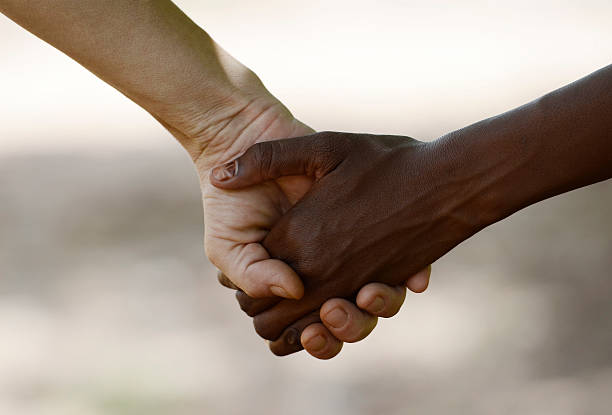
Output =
[{"x1": 210, "y1": 132, "x2": 444, "y2": 359}]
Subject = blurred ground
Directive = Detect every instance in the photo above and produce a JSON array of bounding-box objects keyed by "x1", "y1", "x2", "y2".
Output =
[{"x1": 0, "y1": 149, "x2": 610, "y2": 415}]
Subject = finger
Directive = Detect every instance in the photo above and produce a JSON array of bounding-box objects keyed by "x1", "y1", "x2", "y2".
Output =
[
  {"x1": 209, "y1": 132, "x2": 349, "y2": 189},
  {"x1": 217, "y1": 270, "x2": 239, "y2": 290},
  {"x1": 356, "y1": 283, "x2": 406, "y2": 318},
  {"x1": 235, "y1": 290, "x2": 281, "y2": 317},
  {"x1": 214, "y1": 241, "x2": 304, "y2": 300},
  {"x1": 240, "y1": 256, "x2": 304, "y2": 299},
  {"x1": 351, "y1": 267, "x2": 430, "y2": 320},
  {"x1": 253, "y1": 294, "x2": 322, "y2": 341},
  {"x1": 406, "y1": 265, "x2": 431, "y2": 293},
  {"x1": 301, "y1": 324, "x2": 343, "y2": 360},
  {"x1": 320, "y1": 298, "x2": 378, "y2": 343},
  {"x1": 268, "y1": 311, "x2": 321, "y2": 356},
  {"x1": 252, "y1": 264, "x2": 425, "y2": 340}
]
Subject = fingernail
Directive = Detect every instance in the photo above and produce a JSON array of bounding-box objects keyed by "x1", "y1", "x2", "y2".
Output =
[
  {"x1": 285, "y1": 328, "x2": 299, "y2": 345},
  {"x1": 302, "y1": 334, "x2": 327, "y2": 352},
  {"x1": 270, "y1": 285, "x2": 290, "y2": 298},
  {"x1": 211, "y1": 159, "x2": 238, "y2": 181},
  {"x1": 324, "y1": 307, "x2": 348, "y2": 329},
  {"x1": 368, "y1": 296, "x2": 385, "y2": 314}
]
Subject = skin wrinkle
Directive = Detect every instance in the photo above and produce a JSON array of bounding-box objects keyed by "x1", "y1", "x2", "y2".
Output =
[
  {"x1": 230, "y1": 102, "x2": 279, "y2": 147},
  {"x1": 194, "y1": 97, "x2": 261, "y2": 166},
  {"x1": 205, "y1": 186, "x2": 286, "y2": 234},
  {"x1": 199, "y1": 100, "x2": 297, "y2": 174}
]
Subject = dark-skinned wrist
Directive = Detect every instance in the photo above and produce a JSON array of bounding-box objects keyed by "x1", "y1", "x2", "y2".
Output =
[
  {"x1": 402, "y1": 137, "x2": 486, "y2": 260},
  {"x1": 432, "y1": 63, "x2": 612, "y2": 237}
]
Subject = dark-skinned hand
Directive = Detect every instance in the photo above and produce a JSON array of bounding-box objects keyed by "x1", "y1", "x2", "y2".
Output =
[
  {"x1": 211, "y1": 64, "x2": 611, "y2": 357},
  {"x1": 211, "y1": 132, "x2": 462, "y2": 351}
]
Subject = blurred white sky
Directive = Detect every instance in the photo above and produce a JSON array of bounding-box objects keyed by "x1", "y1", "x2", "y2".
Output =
[{"x1": 0, "y1": 0, "x2": 611, "y2": 155}]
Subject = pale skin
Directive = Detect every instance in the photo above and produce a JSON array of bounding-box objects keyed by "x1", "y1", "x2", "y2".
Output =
[{"x1": 0, "y1": 0, "x2": 431, "y2": 358}]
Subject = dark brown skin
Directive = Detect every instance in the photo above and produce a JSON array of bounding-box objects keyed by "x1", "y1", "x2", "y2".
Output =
[{"x1": 212, "y1": 64, "x2": 612, "y2": 353}]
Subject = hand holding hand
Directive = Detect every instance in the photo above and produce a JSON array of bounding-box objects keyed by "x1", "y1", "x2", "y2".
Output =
[
  {"x1": 211, "y1": 132, "x2": 467, "y2": 348},
  {"x1": 202, "y1": 112, "x2": 431, "y2": 358}
]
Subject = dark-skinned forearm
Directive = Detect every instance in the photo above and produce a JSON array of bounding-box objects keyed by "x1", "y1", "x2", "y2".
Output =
[{"x1": 434, "y1": 64, "x2": 612, "y2": 233}]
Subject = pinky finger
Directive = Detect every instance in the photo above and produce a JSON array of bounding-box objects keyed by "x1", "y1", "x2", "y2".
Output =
[{"x1": 406, "y1": 265, "x2": 431, "y2": 293}]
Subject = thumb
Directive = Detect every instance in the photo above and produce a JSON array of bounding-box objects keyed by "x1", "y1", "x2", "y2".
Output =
[{"x1": 209, "y1": 132, "x2": 348, "y2": 190}]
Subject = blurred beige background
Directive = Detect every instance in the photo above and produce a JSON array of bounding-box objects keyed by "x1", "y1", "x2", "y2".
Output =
[{"x1": 1, "y1": 1, "x2": 611, "y2": 414}]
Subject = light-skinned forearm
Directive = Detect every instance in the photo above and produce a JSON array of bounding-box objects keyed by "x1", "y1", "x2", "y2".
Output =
[{"x1": 0, "y1": 0, "x2": 276, "y2": 160}]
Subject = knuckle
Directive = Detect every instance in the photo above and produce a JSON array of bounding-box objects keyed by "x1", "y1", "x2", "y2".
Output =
[
  {"x1": 269, "y1": 343, "x2": 295, "y2": 357},
  {"x1": 236, "y1": 292, "x2": 280, "y2": 317},
  {"x1": 236, "y1": 291, "x2": 258, "y2": 317},
  {"x1": 315, "y1": 135, "x2": 336, "y2": 155},
  {"x1": 252, "y1": 142, "x2": 275, "y2": 176},
  {"x1": 253, "y1": 315, "x2": 282, "y2": 341}
]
